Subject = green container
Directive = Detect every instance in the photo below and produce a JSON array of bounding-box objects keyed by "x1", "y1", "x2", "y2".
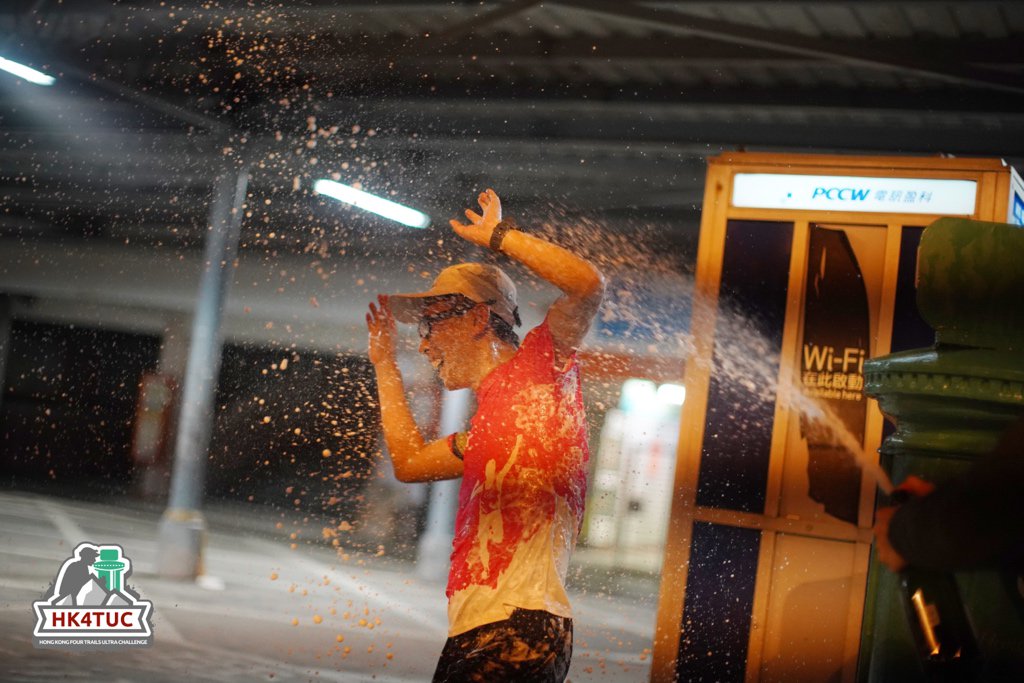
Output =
[{"x1": 859, "y1": 218, "x2": 1024, "y2": 682}]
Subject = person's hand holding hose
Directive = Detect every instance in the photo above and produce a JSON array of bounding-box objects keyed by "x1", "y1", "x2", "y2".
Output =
[{"x1": 873, "y1": 475, "x2": 937, "y2": 571}]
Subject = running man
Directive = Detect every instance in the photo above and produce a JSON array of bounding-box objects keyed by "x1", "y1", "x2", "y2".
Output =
[{"x1": 366, "y1": 188, "x2": 604, "y2": 682}]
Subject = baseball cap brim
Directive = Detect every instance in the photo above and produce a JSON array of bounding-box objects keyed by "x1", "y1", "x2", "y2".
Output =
[
  {"x1": 388, "y1": 291, "x2": 457, "y2": 324},
  {"x1": 387, "y1": 263, "x2": 519, "y2": 327}
]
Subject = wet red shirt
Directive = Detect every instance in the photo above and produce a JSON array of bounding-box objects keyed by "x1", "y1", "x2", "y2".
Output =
[{"x1": 445, "y1": 320, "x2": 589, "y2": 636}]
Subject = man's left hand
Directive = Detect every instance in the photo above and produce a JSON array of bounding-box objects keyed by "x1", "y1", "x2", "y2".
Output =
[
  {"x1": 450, "y1": 188, "x2": 502, "y2": 248},
  {"x1": 872, "y1": 475, "x2": 936, "y2": 572}
]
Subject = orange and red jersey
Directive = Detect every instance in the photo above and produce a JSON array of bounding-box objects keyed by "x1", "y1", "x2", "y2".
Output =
[{"x1": 445, "y1": 320, "x2": 589, "y2": 637}]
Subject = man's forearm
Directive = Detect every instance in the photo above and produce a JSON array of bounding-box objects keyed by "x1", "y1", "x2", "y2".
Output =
[
  {"x1": 372, "y1": 359, "x2": 427, "y2": 474},
  {"x1": 498, "y1": 227, "x2": 604, "y2": 303}
]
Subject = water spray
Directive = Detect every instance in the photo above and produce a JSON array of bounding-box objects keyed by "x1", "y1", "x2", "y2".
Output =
[{"x1": 795, "y1": 391, "x2": 894, "y2": 495}]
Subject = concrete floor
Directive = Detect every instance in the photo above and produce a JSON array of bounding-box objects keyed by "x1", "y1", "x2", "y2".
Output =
[{"x1": 0, "y1": 490, "x2": 657, "y2": 682}]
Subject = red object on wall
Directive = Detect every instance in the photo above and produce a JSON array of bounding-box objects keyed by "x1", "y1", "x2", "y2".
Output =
[{"x1": 130, "y1": 374, "x2": 176, "y2": 466}]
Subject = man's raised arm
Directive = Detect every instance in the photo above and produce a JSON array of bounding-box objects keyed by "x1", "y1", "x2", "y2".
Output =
[
  {"x1": 450, "y1": 189, "x2": 606, "y2": 363},
  {"x1": 366, "y1": 295, "x2": 464, "y2": 483}
]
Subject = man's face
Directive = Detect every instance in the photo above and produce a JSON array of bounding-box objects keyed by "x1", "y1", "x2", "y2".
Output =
[{"x1": 417, "y1": 297, "x2": 482, "y2": 389}]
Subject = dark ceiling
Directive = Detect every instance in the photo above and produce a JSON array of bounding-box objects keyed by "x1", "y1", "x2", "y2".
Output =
[{"x1": 2, "y1": 1, "x2": 1023, "y2": 252}]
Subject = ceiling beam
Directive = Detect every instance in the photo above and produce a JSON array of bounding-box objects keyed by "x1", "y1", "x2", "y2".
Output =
[
  {"x1": 7, "y1": 95, "x2": 1024, "y2": 157},
  {"x1": 48, "y1": 63, "x2": 232, "y2": 135},
  {"x1": 56, "y1": 32, "x2": 1024, "y2": 67},
  {"x1": 275, "y1": 97, "x2": 1024, "y2": 153},
  {"x1": 413, "y1": 0, "x2": 542, "y2": 47},
  {"x1": 554, "y1": 0, "x2": 1024, "y2": 95},
  {"x1": 8, "y1": 1, "x2": 1019, "y2": 13}
]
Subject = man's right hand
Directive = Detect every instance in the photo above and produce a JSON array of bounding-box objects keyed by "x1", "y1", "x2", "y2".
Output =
[
  {"x1": 894, "y1": 474, "x2": 936, "y2": 499},
  {"x1": 367, "y1": 294, "x2": 397, "y2": 366}
]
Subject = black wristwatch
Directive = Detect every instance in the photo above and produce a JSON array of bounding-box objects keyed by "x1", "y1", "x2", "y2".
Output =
[{"x1": 490, "y1": 218, "x2": 517, "y2": 252}]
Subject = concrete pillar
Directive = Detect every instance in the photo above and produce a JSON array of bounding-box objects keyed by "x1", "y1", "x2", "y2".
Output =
[
  {"x1": 416, "y1": 387, "x2": 471, "y2": 582},
  {"x1": 157, "y1": 165, "x2": 249, "y2": 579}
]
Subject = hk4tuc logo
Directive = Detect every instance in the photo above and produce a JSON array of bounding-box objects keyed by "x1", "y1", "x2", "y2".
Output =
[{"x1": 32, "y1": 542, "x2": 154, "y2": 649}]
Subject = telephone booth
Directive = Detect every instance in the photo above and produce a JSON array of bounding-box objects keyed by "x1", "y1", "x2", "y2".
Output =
[{"x1": 651, "y1": 152, "x2": 1022, "y2": 683}]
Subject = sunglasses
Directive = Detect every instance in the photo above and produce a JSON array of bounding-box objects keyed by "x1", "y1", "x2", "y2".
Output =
[
  {"x1": 417, "y1": 298, "x2": 494, "y2": 340},
  {"x1": 418, "y1": 300, "x2": 476, "y2": 339}
]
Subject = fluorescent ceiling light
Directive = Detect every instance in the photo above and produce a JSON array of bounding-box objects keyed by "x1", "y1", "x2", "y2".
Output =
[
  {"x1": 0, "y1": 56, "x2": 56, "y2": 86},
  {"x1": 314, "y1": 179, "x2": 430, "y2": 229}
]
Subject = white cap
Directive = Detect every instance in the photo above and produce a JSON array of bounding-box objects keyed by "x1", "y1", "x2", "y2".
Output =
[{"x1": 389, "y1": 263, "x2": 520, "y2": 327}]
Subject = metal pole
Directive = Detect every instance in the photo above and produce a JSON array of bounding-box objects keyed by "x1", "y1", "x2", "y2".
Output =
[
  {"x1": 416, "y1": 388, "x2": 471, "y2": 582},
  {"x1": 0, "y1": 295, "x2": 10, "y2": 418},
  {"x1": 157, "y1": 163, "x2": 249, "y2": 579}
]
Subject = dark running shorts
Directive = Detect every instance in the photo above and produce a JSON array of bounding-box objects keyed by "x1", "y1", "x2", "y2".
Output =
[{"x1": 432, "y1": 608, "x2": 573, "y2": 683}]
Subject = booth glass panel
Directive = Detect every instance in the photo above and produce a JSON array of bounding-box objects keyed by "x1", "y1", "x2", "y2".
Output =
[
  {"x1": 678, "y1": 521, "x2": 761, "y2": 683},
  {"x1": 696, "y1": 220, "x2": 793, "y2": 513},
  {"x1": 890, "y1": 226, "x2": 932, "y2": 353},
  {"x1": 758, "y1": 534, "x2": 859, "y2": 683},
  {"x1": 779, "y1": 223, "x2": 887, "y2": 525}
]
